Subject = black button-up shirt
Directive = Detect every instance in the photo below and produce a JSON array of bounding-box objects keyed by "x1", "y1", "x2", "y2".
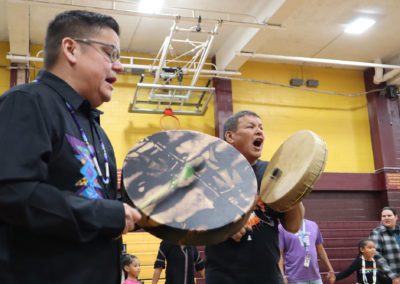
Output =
[
  {"x1": 0, "y1": 70, "x2": 125, "y2": 284},
  {"x1": 154, "y1": 240, "x2": 205, "y2": 284}
]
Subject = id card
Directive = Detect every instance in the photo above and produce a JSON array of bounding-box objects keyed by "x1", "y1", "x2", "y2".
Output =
[{"x1": 304, "y1": 255, "x2": 311, "y2": 268}]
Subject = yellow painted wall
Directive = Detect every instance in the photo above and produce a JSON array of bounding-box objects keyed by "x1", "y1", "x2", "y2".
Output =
[
  {"x1": 29, "y1": 44, "x2": 44, "y2": 80},
  {"x1": 100, "y1": 72, "x2": 215, "y2": 168},
  {"x1": 3, "y1": 45, "x2": 374, "y2": 173},
  {"x1": 0, "y1": 42, "x2": 10, "y2": 93},
  {"x1": 235, "y1": 61, "x2": 374, "y2": 173}
]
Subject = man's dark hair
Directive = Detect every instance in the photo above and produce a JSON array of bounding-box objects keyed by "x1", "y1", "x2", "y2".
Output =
[
  {"x1": 223, "y1": 110, "x2": 260, "y2": 140},
  {"x1": 382, "y1": 206, "x2": 398, "y2": 216},
  {"x1": 44, "y1": 10, "x2": 120, "y2": 70}
]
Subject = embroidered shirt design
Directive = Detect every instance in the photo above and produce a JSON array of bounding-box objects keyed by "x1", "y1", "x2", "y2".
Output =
[{"x1": 66, "y1": 134, "x2": 104, "y2": 199}]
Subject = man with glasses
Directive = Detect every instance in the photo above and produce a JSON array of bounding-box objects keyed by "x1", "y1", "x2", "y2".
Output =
[
  {"x1": 0, "y1": 10, "x2": 141, "y2": 284},
  {"x1": 73, "y1": 38, "x2": 120, "y2": 63}
]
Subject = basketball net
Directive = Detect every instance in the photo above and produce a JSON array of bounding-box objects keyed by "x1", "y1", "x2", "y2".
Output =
[{"x1": 160, "y1": 108, "x2": 180, "y2": 130}]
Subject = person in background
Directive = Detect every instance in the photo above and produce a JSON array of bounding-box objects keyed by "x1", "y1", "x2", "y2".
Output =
[
  {"x1": 152, "y1": 240, "x2": 205, "y2": 284},
  {"x1": 205, "y1": 110, "x2": 304, "y2": 284},
  {"x1": 279, "y1": 218, "x2": 335, "y2": 284},
  {"x1": 0, "y1": 10, "x2": 141, "y2": 284},
  {"x1": 369, "y1": 207, "x2": 400, "y2": 284},
  {"x1": 121, "y1": 254, "x2": 143, "y2": 284},
  {"x1": 335, "y1": 239, "x2": 389, "y2": 284}
]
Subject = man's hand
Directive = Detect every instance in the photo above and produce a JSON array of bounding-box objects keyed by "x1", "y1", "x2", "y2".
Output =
[
  {"x1": 393, "y1": 277, "x2": 400, "y2": 284},
  {"x1": 231, "y1": 224, "x2": 252, "y2": 242},
  {"x1": 122, "y1": 203, "x2": 141, "y2": 234}
]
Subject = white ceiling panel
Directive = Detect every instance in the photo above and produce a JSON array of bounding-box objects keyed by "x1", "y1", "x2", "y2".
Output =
[{"x1": 1, "y1": 0, "x2": 400, "y2": 71}]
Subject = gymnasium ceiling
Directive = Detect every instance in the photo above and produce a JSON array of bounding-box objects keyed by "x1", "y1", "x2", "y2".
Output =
[{"x1": 2, "y1": 0, "x2": 400, "y2": 73}]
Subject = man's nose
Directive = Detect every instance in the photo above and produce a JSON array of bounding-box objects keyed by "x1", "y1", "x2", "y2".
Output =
[{"x1": 112, "y1": 60, "x2": 124, "y2": 73}]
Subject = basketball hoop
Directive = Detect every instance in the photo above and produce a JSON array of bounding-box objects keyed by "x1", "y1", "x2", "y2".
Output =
[{"x1": 160, "y1": 108, "x2": 180, "y2": 130}]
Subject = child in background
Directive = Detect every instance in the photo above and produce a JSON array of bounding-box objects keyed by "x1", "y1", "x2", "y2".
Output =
[
  {"x1": 335, "y1": 239, "x2": 389, "y2": 284},
  {"x1": 121, "y1": 254, "x2": 143, "y2": 284}
]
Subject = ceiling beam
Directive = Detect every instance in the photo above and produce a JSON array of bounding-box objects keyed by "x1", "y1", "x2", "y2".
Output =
[
  {"x1": 215, "y1": 0, "x2": 303, "y2": 71},
  {"x1": 7, "y1": 2, "x2": 30, "y2": 57},
  {"x1": 17, "y1": 0, "x2": 276, "y2": 28}
]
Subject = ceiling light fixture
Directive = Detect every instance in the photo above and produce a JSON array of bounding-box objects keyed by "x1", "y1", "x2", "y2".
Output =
[
  {"x1": 345, "y1": 18, "x2": 376, "y2": 34},
  {"x1": 138, "y1": 0, "x2": 164, "y2": 14}
]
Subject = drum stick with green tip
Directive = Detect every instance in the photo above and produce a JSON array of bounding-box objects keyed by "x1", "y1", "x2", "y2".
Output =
[{"x1": 140, "y1": 157, "x2": 205, "y2": 209}]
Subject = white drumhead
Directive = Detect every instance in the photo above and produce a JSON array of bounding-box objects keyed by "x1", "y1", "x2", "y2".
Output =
[{"x1": 260, "y1": 130, "x2": 327, "y2": 212}]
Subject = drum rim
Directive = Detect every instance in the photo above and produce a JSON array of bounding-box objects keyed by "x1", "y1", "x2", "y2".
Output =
[{"x1": 260, "y1": 130, "x2": 328, "y2": 212}]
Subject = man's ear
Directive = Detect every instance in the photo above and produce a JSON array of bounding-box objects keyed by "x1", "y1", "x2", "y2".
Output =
[
  {"x1": 60, "y1": 37, "x2": 78, "y2": 64},
  {"x1": 225, "y1": 131, "x2": 234, "y2": 144}
]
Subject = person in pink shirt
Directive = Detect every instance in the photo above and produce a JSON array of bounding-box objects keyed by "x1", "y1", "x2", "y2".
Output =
[{"x1": 122, "y1": 254, "x2": 143, "y2": 284}]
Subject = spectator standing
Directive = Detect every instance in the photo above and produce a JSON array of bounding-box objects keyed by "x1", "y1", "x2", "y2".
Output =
[
  {"x1": 369, "y1": 207, "x2": 400, "y2": 284},
  {"x1": 122, "y1": 254, "x2": 143, "y2": 284},
  {"x1": 279, "y1": 218, "x2": 335, "y2": 284},
  {"x1": 335, "y1": 239, "x2": 389, "y2": 284}
]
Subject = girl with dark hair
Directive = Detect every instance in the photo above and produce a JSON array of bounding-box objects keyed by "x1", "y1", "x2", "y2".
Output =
[
  {"x1": 335, "y1": 239, "x2": 389, "y2": 284},
  {"x1": 121, "y1": 254, "x2": 143, "y2": 284}
]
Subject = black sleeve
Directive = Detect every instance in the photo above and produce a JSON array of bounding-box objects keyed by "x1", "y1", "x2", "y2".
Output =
[
  {"x1": 154, "y1": 241, "x2": 168, "y2": 269},
  {"x1": 335, "y1": 257, "x2": 361, "y2": 281},
  {"x1": 119, "y1": 171, "x2": 142, "y2": 232},
  {"x1": 0, "y1": 90, "x2": 125, "y2": 241}
]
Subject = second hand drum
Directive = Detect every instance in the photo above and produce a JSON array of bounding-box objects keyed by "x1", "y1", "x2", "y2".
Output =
[
  {"x1": 123, "y1": 130, "x2": 258, "y2": 245},
  {"x1": 260, "y1": 130, "x2": 328, "y2": 212}
]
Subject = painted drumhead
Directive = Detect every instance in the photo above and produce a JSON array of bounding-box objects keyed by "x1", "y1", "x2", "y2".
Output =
[{"x1": 123, "y1": 130, "x2": 257, "y2": 245}]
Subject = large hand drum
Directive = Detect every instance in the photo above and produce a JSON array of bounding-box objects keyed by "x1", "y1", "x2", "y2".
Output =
[
  {"x1": 123, "y1": 130, "x2": 257, "y2": 245},
  {"x1": 260, "y1": 130, "x2": 327, "y2": 212}
]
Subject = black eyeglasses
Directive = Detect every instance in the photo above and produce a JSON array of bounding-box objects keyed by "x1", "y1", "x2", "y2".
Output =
[{"x1": 74, "y1": 38, "x2": 120, "y2": 63}]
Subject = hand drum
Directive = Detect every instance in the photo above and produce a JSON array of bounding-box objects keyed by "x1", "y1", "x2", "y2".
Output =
[
  {"x1": 123, "y1": 130, "x2": 257, "y2": 245},
  {"x1": 260, "y1": 130, "x2": 327, "y2": 212}
]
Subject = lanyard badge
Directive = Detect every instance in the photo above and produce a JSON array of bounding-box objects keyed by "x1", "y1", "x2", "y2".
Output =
[
  {"x1": 304, "y1": 254, "x2": 311, "y2": 268},
  {"x1": 297, "y1": 221, "x2": 311, "y2": 268}
]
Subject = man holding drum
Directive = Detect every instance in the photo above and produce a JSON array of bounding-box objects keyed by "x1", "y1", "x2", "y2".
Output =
[
  {"x1": 0, "y1": 10, "x2": 141, "y2": 284},
  {"x1": 205, "y1": 110, "x2": 305, "y2": 284}
]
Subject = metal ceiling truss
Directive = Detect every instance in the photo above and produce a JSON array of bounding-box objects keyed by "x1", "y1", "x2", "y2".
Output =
[
  {"x1": 6, "y1": 17, "x2": 240, "y2": 116},
  {"x1": 129, "y1": 18, "x2": 221, "y2": 116}
]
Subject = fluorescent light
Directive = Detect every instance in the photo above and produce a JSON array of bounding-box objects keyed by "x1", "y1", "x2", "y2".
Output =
[
  {"x1": 345, "y1": 18, "x2": 376, "y2": 34},
  {"x1": 138, "y1": 0, "x2": 163, "y2": 14}
]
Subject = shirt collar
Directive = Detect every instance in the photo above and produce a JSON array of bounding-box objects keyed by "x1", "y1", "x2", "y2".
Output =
[
  {"x1": 36, "y1": 70, "x2": 103, "y2": 118},
  {"x1": 381, "y1": 223, "x2": 400, "y2": 234}
]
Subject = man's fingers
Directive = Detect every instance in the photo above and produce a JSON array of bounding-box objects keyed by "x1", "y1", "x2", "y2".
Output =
[
  {"x1": 129, "y1": 206, "x2": 141, "y2": 222},
  {"x1": 122, "y1": 203, "x2": 142, "y2": 234}
]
